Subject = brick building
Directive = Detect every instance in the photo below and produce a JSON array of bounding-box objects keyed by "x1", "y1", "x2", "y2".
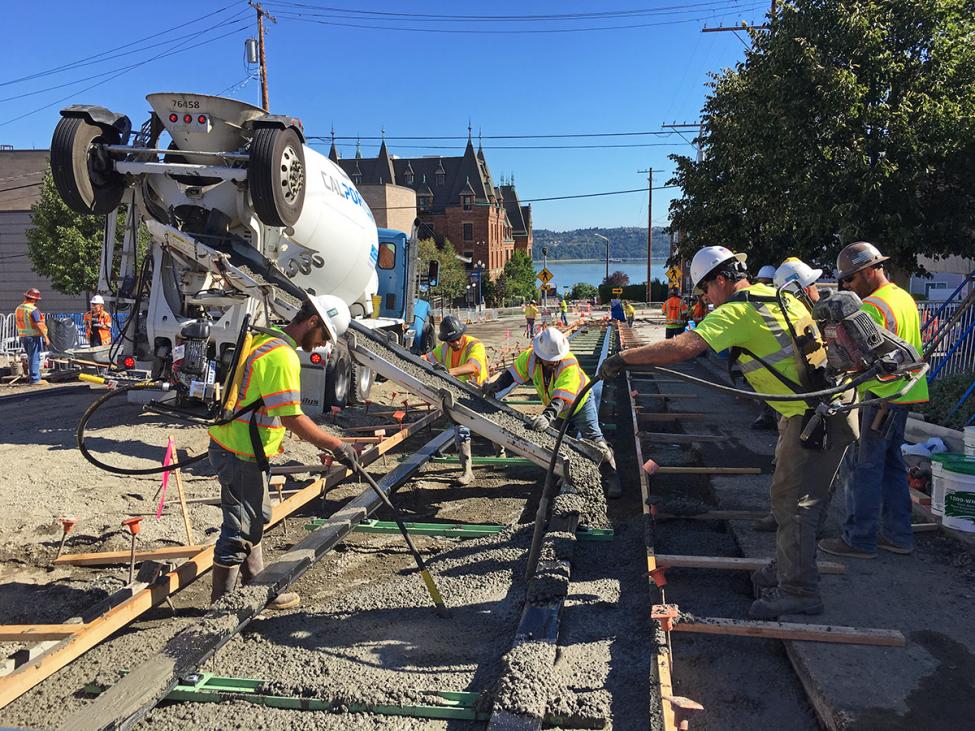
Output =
[{"x1": 331, "y1": 134, "x2": 532, "y2": 279}]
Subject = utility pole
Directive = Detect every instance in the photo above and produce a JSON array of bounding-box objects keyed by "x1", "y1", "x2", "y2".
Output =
[
  {"x1": 249, "y1": 1, "x2": 276, "y2": 111},
  {"x1": 637, "y1": 169, "x2": 653, "y2": 303}
]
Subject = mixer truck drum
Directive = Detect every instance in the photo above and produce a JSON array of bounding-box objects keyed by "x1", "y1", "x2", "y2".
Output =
[
  {"x1": 50, "y1": 116, "x2": 126, "y2": 215},
  {"x1": 249, "y1": 126, "x2": 306, "y2": 227}
]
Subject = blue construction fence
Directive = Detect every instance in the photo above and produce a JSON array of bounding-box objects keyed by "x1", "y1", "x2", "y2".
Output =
[{"x1": 49, "y1": 311, "x2": 130, "y2": 346}]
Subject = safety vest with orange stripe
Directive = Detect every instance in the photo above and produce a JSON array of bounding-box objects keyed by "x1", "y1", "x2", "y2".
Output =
[
  {"x1": 208, "y1": 329, "x2": 304, "y2": 460},
  {"x1": 508, "y1": 347, "x2": 590, "y2": 417},
  {"x1": 662, "y1": 296, "x2": 686, "y2": 328},
  {"x1": 15, "y1": 302, "x2": 42, "y2": 336},
  {"x1": 429, "y1": 335, "x2": 488, "y2": 385},
  {"x1": 83, "y1": 309, "x2": 112, "y2": 345},
  {"x1": 859, "y1": 283, "x2": 929, "y2": 404}
]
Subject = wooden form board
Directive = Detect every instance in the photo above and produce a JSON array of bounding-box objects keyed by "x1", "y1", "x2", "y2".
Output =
[
  {"x1": 53, "y1": 545, "x2": 207, "y2": 567},
  {"x1": 654, "y1": 466, "x2": 762, "y2": 475},
  {"x1": 655, "y1": 510, "x2": 767, "y2": 521},
  {"x1": 655, "y1": 555, "x2": 845, "y2": 574},
  {"x1": 673, "y1": 618, "x2": 905, "y2": 647},
  {"x1": 0, "y1": 626, "x2": 83, "y2": 642},
  {"x1": 640, "y1": 431, "x2": 725, "y2": 443},
  {"x1": 638, "y1": 413, "x2": 710, "y2": 422},
  {"x1": 0, "y1": 410, "x2": 441, "y2": 711}
]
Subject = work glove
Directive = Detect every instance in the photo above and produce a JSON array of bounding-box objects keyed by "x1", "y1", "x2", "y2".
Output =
[
  {"x1": 481, "y1": 379, "x2": 504, "y2": 398},
  {"x1": 528, "y1": 412, "x2": 552, "y2": 432},
  {"x1": 331, "y1": 442, "x2": 359, "y2": 469},
  {"x1": 431, "y1": 361, "x2": 448, "y2": 373},
  {"x1": 598, "y1": 353, "x2": 626, "y2": 381}
]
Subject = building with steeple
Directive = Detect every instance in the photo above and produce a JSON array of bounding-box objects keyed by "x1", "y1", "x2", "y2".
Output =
[{"x1": 328, "y1": 130, "x2": 532, "y2": 279}]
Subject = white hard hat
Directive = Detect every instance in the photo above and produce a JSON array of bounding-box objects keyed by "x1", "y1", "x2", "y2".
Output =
[
  {"x1": 690, "y1": 246, "x2": 747, "y2": 288},
  {"x1": 532, "y1": 327, "x2": 570, "y2": 362},
  {"x1": 90, "y1": 295, "x2": 105, "y2": 305},
  {"x1": 756, "y1": 265, "x2": 777, "y2": 281},
  {"x1": 774, "y1": 257, "x2": 823, "y2": 289},
  {"x1": 307, "y1": 294, "x2": 350, "y2": 342}
]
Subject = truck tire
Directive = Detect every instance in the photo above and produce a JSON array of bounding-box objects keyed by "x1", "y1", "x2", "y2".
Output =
[
  {"x1": 50, "y1": 117, "x2": 125, "y2": 214},
  {"x1": 324, "y1": 350, "x2": 350, "y2": 409},
  {"x1": 348, "y1": 360, "x2": 373, "y2": 405},
  {"x1": 250, "y1": 127, "x2": 305, "y2": 228}
]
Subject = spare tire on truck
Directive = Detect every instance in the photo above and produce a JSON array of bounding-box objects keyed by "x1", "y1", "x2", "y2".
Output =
[
  {"x1": 50, "y1": 117, "x2": 126, "y2": 214},
  {"x1": 250, "y1": 127, "x2": 305, "y2": 227}
]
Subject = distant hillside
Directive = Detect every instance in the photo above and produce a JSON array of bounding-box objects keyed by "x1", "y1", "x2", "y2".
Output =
[{"x1": 532, "y1": 227, "x2": 671, "y2": 261}]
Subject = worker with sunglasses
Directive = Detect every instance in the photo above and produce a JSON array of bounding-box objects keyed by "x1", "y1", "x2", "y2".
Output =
[
  {"x1": 818, "y1": 242, "x2": 928, "y2": 560},
  {"x1": 598, "y1": 245, "x2": 856, "y2": 618}
]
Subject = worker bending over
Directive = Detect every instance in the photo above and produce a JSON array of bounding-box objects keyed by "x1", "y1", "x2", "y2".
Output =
[
  {"x1": 15, "y1": 288, "x2": 49, "y2": 385},
  {"x1": 662, "y1": 288, "x2": 687, "y2": 339},
  {"x1": 600, "y1": 246, "x2": 856, "y2": 617},
  {"x1": 83, "y1": 295, "x2": 112, "y2": 347},
  {"x1": 819, "y1": 242, "x2": 928, "y2": 559},
  {"x1": 425, "y1": 315, "x2": 488, "y2": 485},
  {"x1": 483, "y1": 328, "x2": 621, "y2": 498},
  {"x1": 208, "y1": 296, "x2": 358, "y2": 609}
]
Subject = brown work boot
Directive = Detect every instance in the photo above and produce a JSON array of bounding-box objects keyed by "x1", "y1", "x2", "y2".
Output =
[
  {"x1": 750, "y1": 587, "x2": 823, "y2": 618},
  {"x1": 242, "y1": 544, "x2": 300, "y2": 610},
  {"x1": 818, "y1": 537, "x2": 876, "y2": 559},
  {"x1": 750, "y1": 561, "x2": 777, "y2": 599},
  {"x1": 751, "y1": 513, "x2": 777, "y2": 532},
  {"x1": 455, "y1": 441, "x2": 475, "y2": 486},
  {"x1": 877, "y1": 535, "x2": 913, "y2": 555},
  {"x1": 210, "y1": 564, "x2": 240, "y2": 605}
]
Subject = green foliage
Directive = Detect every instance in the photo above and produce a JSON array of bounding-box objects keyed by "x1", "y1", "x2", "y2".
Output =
[
  {"x1": 668, "y1": 0, "x2": 975, "y2": 276},
  {"x1": 603, "y1": 270, "x2": 630, "y2": 287},
  {"x1": 497, "y1": 250, "x2": 537, "y2": 304},
  {"x1": 417, "y1": 237, "x2": 467, "y2": 302},
  {"x1": 570, "y1": 282, "x2": 598, "y2": 300},
  {"x1": 26, "y1": 174, "x2": 106, "y2": 295},
  {"x1": 922, "y1": 372, "x2": 975, "y2": 430},
  {"x1": 533, "y1": 227, "x2": 671, "y2": 261}
]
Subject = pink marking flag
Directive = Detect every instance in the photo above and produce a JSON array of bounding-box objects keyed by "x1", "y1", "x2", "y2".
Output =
[{"x1": 156, "y1": 436, "x2": 176, "y2": 519}]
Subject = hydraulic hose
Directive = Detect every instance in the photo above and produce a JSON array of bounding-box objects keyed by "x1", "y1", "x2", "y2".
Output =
[
  {"x1": 76, "y1": 381, "x2": 209, "y2": 476},
  {"x1": 524, "y1": 375, "x2": 601, "y2": 580}
]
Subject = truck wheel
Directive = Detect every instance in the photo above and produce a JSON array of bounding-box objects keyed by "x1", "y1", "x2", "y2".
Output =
[
  {"x1": 50, "y1": 117, "x2": 125, "y2": 214},
  {"x1": 250, "y1": 127, "x2": 305, "y2": 227},
  {"x1": 348, "y1": 360, "x2": 373, "y2": 405},
  {"x1": 324, "y1": 350, "x2": 350, "y2": 409}
]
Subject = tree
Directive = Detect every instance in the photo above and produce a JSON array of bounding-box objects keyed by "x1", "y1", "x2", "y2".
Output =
[
  {"x1": 496, "y1": 251, "x2": 537, "y2": 304},
  {"x1": 603, "y1": 270, "x2": 630, "y2": 287},
  {"x1": 570, "y1": 282, "x2": 598, "y2": 300},
  {"x1": 668, "y1": 0, "x2": 975, "y2": 276},
  {"x1": 417, "y1": 238, "x2": 467, "y2": 302}
]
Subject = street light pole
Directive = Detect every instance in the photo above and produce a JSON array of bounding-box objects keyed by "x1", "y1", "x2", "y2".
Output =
[{"x1": 594, "y1": 233, "x2": 610, "y2": 282}]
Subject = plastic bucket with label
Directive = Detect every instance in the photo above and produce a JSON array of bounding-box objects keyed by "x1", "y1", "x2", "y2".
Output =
[
  {"x1": 931, "y1": 459, "x2": 946, "y2": 516},
  {"x1": 964, "y1": 426, "x2": 975, "y2": 457},
  {"x1": 933, "y1": 454, "x2": 975, "y2": 532}
]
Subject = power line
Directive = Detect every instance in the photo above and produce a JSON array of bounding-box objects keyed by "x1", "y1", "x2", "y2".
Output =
[
  {"x1": 0, "y1": 4, "x2": 241, "y2": 88},
  {"x1": 318, "y1": 130, "x2": 680, "y2": 141},
  {"x1": 367, "y1": 184, "x2": 678, "y2": 210},
  {"x1": 317, "y1": 141, "x2": 690, "y2": 150}
]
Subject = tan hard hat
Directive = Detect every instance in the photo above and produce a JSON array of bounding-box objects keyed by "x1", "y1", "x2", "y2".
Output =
[{"x1": 835, "y1": 241, "x2": 888, "y2": 281}]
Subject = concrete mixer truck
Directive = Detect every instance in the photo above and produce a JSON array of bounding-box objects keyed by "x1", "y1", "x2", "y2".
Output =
[{"x1": 48, "y1": 92, "x2": 436, "y2": 416}]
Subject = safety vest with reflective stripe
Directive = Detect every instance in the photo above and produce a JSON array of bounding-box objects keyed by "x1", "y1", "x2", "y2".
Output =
[
  {"x1": 662, "y1": 297, "x2": 685, "y2": 328},
  {"x1": 560, "y1": 300, "x2": 568, "y2": 313},
  {"x1": 83, "y1": 309, "x2": 112, "y2": 345},
  {"x1": 208, "y1": 329, "x2": 304, "y2": 460},
  {"x1": 860, "y1": 283, "x2": 929, "y2": 404},
  {"x1": 15, "y1": 303, "x2": 41, "y2": 336},
  {"x1": 429, "y1": 335, "x2": 487, "y2": 385},
  {"x1": 525, "y1": 305, "x2": 539, "y2": 319},
  {"x1": 508, "y1": 347, "x2": 590, "y2": 417}
]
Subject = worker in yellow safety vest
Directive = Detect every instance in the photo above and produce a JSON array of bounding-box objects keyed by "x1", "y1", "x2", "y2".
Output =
[
  {"x1": 623, "y1": 300, "x2": 636, "y2": 327},
  {"x1": 819, "y1": 242, "x2": 929, "y2": 561},
  {"x1": 207, "y1": 295, "x2": 358, "y2": 609},
  {"x1": 662, "y1": 289, "x2": 687, "y2": 339},
  {"x1": 83, "y1": 295, "x2": 113, "y2": 347},
  {"x1": 524, "y1": 299, "x2": 539, "y2": 338},
  {"x1": 425, "y1": 315, "x2": 489, "y2": 485},
  {"x1": 559, "y1": 297, "x2": 569, "y2": 327},
  {"x1": 599, "y1": 246, "x2": 857, "y2": 618},
  {"x1": 15, "y1": 288, "x2": 49, "y2": 385},
  {"x1": 482, "y1": 327, "x2": 621, "y2": 497}
]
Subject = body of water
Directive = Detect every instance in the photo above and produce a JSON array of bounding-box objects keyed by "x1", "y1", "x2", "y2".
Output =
[{"x1": 536, "y1": 259, "x2": 667, "y2": 289}]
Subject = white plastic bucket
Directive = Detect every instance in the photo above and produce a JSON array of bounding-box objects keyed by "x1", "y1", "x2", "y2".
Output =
[
  {"x1": 931, "y1": 461, "x2": 945, "y2": 516},
  {"x1": 964, "y1": 426, "x2": 975, "y2": 457},
  {"x1": 942, "y1": 466, "x2": 975, "y2": 532}
]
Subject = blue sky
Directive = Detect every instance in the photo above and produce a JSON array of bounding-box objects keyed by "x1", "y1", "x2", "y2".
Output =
[{"x1": 2, "y1": 1, "x2": 761, "y2": 231}]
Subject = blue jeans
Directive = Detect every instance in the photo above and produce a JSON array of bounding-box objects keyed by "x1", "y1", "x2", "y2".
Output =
[
  {"x1": 209, "y1": 443, "x2": 272, "y2": 567},
  {"x1": 21, "y1": 336, "x2": 43, "y2": 383},
  {"x1": 842, "y1": 402, "x2": 913, "y2": 552},
  {"x1": 565, "y1": 394, "x2": 604, "y2": 443}
]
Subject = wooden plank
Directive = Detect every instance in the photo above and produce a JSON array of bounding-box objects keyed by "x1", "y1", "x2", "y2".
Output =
[
  {"x1": 638, "y1": 413, "x2": 710, "y2": 422},
  {"x1": 0, "y1": 626, "x2": 83, "y2": 642},
  {"x1": 0, "y1": 410, "x2": 440, "y2": 711},
  {"x1": 639, "y1": 431, "x2": 724, "y2": 443},
  {"x1": 656, "y1": 510, "x2": 767, "y2": 521},
  {"x1": 634, "y1": 393, "x2": 700, "y2": 399},
  {"x1": 52, "y1": 545, "x2": 207, "y2": 567},
  {"x1": 655, "y1": 554, "x2": 845, "y2": 574},
  {"x1": 64, "y1": 428, "x2": 455, "y2": 731},
  {"x1": 654, "y1": 466, "x2": 762, "y2": 475},
  {"x1": 672, "y1": 618, "x2": 905, "y2": 647}
]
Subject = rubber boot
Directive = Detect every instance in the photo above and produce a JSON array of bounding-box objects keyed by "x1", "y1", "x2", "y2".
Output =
[
  {"x1": 455, "y1": 440, "x2": 475, "y2": 486},
  {"x1": 242, "y1": 544, "x2": 300, "y2": 610},
  {"x1": 750, "y1": 560, "x2": 778, "y2": 599},
  {"x1": 751, "y1": 513, "x2": 777, "y2": 532},
  {"x1": 210, "y1": 564, "x2": 239, "y2": 605}
]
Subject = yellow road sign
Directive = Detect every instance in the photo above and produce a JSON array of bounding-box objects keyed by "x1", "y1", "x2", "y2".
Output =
[
  {"x1": 666, "y1": 266, "x2": 682, "y2": 287},
  {"x1": 536, "y1": 267, "x2": 553, "y2": 284}
]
